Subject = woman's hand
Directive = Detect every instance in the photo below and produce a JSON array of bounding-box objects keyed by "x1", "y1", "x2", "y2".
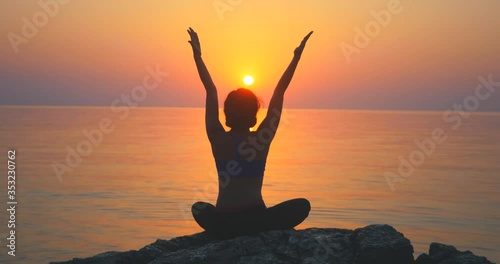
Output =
[
  {"x1": 187, "y1": 27, "x2": 201, "y2": 57},
  {"x1": 294, "y1": 31, "x2": 313, "y2": 58}
]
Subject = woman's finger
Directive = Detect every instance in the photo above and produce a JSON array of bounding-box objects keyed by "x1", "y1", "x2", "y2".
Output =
[{"x1": 303, "y1": 31, "x2": 313, "y2": 43}]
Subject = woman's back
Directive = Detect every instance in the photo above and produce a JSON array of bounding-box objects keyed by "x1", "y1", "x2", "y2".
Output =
[{"x1": 211, "y1": 130, "x2": 270, "y2": 209}]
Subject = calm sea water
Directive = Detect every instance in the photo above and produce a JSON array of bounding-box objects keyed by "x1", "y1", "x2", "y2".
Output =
[{"x1": 0, "y1": 106, "x2": 499, "y2": 263}]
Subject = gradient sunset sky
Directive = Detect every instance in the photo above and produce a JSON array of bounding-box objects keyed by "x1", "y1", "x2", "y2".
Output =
[{"x1": 1, "y1": 0, "x2": 499, "y2": 111}]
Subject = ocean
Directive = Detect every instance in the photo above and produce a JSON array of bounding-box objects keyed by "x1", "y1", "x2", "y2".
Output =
[{"x1": 0, "y1": 106, "x2": 499, "y2": 263}]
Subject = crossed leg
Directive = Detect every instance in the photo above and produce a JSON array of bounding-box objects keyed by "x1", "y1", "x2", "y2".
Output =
[
  {"x1": 191, "y1": 198, "x2": 311, "y2": 237},
  {"x1": 261, "y1": 198, "x2": 311, "y2": 231}
]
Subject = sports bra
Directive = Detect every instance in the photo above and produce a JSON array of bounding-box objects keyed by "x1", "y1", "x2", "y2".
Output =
[{"x1": 215, "y1": 131, "x2": 266, "y2": 178}]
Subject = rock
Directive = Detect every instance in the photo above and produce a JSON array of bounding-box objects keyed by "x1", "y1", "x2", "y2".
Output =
[
  {"x1": 50, "y1": 225, "x2": 492, "y2": 264},
  {"x1": 415, "y1": 242, "x2": 494, "y2": 264},
  {"x1": 352, "y1": 225, "x2": 414, "y2": 264}
]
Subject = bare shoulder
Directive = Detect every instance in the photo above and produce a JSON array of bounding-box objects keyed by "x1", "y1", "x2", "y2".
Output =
[{"x1": 208, "y1": 130, "x2": 231, "y2": 156}]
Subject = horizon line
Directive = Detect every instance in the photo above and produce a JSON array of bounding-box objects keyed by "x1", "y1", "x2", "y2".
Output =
[{"x1": 1, "y1": 104, "x2": 500, "y2": 115}]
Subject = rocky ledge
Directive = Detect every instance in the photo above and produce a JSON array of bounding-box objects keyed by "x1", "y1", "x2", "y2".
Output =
[{"x1": 51, "y1": 225, "x2": 493, "y2": 264}]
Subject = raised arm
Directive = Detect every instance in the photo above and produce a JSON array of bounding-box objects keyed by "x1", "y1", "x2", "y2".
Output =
[
  {"x1": 187, "y1": 27, "x2": 224, "y2": 140},
  {"x1": 257, "y1": 31, "x2": 313, "y2": 136}
]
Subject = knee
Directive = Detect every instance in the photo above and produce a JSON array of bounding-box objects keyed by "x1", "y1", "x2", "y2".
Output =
[
  {"x1": 296, "y1": 198, "x2": 311, "y2": 214},
  {"x1": 191, "y1": 201, "x2": 209, "y2": 216}
]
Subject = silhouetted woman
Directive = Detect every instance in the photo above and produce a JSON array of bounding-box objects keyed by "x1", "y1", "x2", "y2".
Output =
[{"x1": 188, "y1": 27, "x2": 313, "y2": 238}]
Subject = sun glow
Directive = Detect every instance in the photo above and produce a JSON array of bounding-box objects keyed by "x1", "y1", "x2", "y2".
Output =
[{"x1": 243, "y1": 75, "x2": 254, "y2": 86}]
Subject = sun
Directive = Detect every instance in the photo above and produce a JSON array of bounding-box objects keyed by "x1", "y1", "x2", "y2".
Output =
[{"x1": 243, "y1": 75, "x2": 254, "y2": 86}]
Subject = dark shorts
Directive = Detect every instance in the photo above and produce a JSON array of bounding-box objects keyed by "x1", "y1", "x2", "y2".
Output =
[{"x1": 191, "y1": 198, "x2": 311, "y2": 238}]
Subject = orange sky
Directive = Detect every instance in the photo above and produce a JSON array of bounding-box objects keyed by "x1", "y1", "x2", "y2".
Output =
[{"x1": 1, "y1": 0, "x2": 499, "y2": 110}]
